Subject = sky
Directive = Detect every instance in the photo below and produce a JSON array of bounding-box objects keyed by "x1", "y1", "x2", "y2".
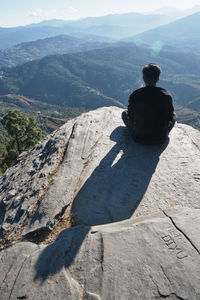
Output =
[{"x1": 1, "y1": 0, "x2": 200, "y2": 27}]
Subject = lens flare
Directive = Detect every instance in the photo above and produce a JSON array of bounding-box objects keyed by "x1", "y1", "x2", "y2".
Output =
[{"x1": 151, "y1": 41, "x2": 164, "y2": 57}]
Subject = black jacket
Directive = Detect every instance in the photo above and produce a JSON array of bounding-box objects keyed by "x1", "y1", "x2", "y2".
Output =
[{"x1": 128, "y1": 86, "x2": 174, "y2": 144}]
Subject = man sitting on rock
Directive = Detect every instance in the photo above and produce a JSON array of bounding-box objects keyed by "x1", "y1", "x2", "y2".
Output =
[{"x1": 122, "y1": 63, "x2": 176, "y2": 144}]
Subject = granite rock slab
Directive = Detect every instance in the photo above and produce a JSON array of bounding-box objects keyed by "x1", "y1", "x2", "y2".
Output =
[{"x1": 0, "y1": 107, "x2": 200, "y2": 240}]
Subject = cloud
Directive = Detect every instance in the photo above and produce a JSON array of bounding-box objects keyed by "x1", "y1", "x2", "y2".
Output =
[
  {"x1": 68, "y1": 6, "x2": 79, "y2": 14},
  {"x1": 28, "y1": 8, "x2": 57, "y2": 19},
  {"x1": 60, "y1": 6, "x2": 80, "y2": 19},
  {"x1": 28, "y1": 6, "x2": 79, "y2": 21},
  {"x1": 29, "y1": 8, "x2": 44, "y2": 18}
]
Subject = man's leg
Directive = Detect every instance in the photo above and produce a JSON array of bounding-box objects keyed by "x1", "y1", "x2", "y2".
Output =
[
  {"x1": 122, "y1": 110, "x2": 134, "y2": 134},
  {"x1": 167, "y1": 113, "x2": 176, "y2": 134}
]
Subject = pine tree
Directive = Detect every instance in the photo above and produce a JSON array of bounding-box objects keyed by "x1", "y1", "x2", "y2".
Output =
[{"x1": 1, "y1": 110, "x2": 42, "y2": 167}]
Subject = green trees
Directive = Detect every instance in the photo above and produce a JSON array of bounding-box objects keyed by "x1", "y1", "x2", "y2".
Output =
[{"x1": 1, "y1": 110, "x2": 42, "y2": 172}]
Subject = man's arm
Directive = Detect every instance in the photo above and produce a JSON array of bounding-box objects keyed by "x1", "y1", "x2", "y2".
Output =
[
  {"x1": 127, "y1": 93, "x2": 135, "y2": 120},
  {"x1": 168, "y1": 96, "x2": 175, "y2": 122}
]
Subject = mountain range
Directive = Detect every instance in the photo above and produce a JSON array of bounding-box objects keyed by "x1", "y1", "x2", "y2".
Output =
[
  {"x1": 31, "y1": 12, "x2": 176, "y2": 40},
  {"x1": 0, "y1": 9, "x2": 200, "y2": 70},
  {"x1": 0, "y1": 11, "x2": 187, "y2": 49},
  {"x1": 0, "y1": 26, "x2": 112, "y2": 50},
  {"x1": 126, "y1": 11, "x2": 200, "y2": 52},
  {"x1": 149, "y1": 5, "x2": 200, "y2": 18}
]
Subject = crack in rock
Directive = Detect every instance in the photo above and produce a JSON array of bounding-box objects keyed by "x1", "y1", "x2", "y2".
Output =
[
  {"x1": 8, "y1": 256, "x2": 28, "y2": 300},
  {"x1": 163, "y1": 210, "x2": 200, "y2": 256},
  {"x1": 100, "y1": 233, "x2": 104, "y2": 273}
]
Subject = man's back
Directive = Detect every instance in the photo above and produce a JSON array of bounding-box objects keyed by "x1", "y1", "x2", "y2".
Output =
[{"x1": 128, "y1": 86, "x2": 174, "y2": 144}]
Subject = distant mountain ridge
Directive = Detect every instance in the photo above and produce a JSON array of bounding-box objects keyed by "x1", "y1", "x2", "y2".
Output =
[
  {"x1": 149, "y1": 5, "x2": 200, "y2": 18},
  {"x1": 32, "y1": 12, "x2": 176, "y2": 39},
  {"x1": 0, "y1": 11, "x2": 181, "y2": 49},
  {"x1": 0, "y1": 26, "x2": 112, "y2": 50},
  {"x1": 125, "y1": 11, "x2": 200, "y2": 52},
  {"x1": 30, "y1": 12, "x2": 175, "y2": 28}
]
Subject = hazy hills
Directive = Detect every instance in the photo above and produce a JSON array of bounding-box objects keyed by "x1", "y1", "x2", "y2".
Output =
[
  {"x1": 0, "y1": 35, "x2": 112, "y2": 68},
  {"x1": 150, "y1": 5, "x2": 200, "y2": 18},
  {"x1": 1, "y1": 10, "x2": 200, "y2": 68},
  {"x1": 33, "y1": 12, "x2": 175, "y2": 29},
  {"x1": 125, "y1": 11, "x2": 200, "y2": 52},
  {"x1": 32, "y1": 12, "x2": 176, "y2": 39},
  {"x1": 0, "y1": 11, "x2": 181, "y2": 49},
  {"x1": 0, "y1": 26, "x2": 112, "y2": 50}
]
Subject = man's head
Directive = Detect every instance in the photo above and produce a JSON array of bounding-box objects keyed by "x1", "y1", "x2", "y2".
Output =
[{"x1": 142, "y1": 63, "x2": 162, "y2": 86}]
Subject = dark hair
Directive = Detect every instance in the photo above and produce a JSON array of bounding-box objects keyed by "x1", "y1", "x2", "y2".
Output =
[{"x1": 142, "y1": 63, "x2": 162, "y2": 84}]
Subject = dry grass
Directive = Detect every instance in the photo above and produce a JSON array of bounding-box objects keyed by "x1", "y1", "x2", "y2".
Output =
[
  {"x1": 40, "y1": 211, "x2": 85, "y2": 245},
  {"x1": 0, "y1": 210, "x2": 84, "y2": 251}
]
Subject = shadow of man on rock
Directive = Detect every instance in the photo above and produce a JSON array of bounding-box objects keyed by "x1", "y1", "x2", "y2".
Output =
[
  {"x1": 71, "y1": 125, "x2": 169, "y2": 225},
  {"x1": 34, "y1": 126, "x2": 169, "y2": 282}
]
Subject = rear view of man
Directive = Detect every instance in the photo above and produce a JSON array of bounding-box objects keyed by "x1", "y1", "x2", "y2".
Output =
[{"x1": 122, "y1": 63, "x2": 175, "y2": 144}]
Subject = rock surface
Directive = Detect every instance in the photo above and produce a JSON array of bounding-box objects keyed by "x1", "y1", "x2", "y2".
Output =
[
  {"x1": 0, "y1": 106, "x2": 200, "y2": 299},
  {"x1": 0, "y1": 107, "x2": 199, "y2": 240},
  {"x1": 0, "y1": 206, "x2": 199, "y2": 300}
]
